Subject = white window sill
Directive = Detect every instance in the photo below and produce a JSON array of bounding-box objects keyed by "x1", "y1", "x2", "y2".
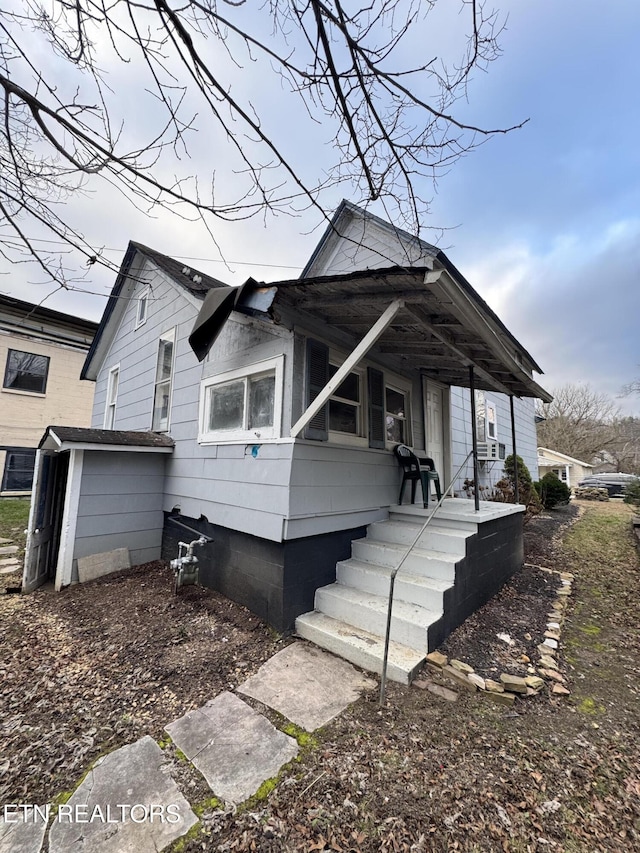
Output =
[{"x1": 1, "y1": 387, "x2": 46, "y2": 398}]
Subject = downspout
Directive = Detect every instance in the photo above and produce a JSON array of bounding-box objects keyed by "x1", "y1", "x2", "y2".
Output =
[
  {"x1": 468, "y1": 366, "x2": 480, "y2": 512},
  {"x1": 509, "y1": 395, "x2": 520, "y2": 505}
]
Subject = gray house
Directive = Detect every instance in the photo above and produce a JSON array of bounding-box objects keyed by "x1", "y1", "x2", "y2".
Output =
[{"x1": 24, "y1": 202, "x2": 552, "y2": 682}]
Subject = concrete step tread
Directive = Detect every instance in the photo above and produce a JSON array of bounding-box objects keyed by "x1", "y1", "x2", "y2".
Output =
[
  {"x1": 354, "y1": 538, "x2": 459, "y2": 564},
  {"x1": 295, "y1": 611, "x2": 425, "y2": 680},
  {"x1": 337, "y1": 557, "x2": 452, "y2": 592},
  {"x1": 317, "y1": 582, "x2": 441, "y2": 626},
  {"x1": 372, "y1": 519, "x2": 469, "y2": 538}
]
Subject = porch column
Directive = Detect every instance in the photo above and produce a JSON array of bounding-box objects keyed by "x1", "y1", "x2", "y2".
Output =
[
  {"x1": 509, "y1": 395, "x2": 520, "y2": 505},
  {"x1": 468, "y1": 366, "x2": 480, "y2": 512}
]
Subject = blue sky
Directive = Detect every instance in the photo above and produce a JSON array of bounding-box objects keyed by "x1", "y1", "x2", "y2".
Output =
[{"x1": 1, "y1": 0, "x2": 638, "y2": 414}]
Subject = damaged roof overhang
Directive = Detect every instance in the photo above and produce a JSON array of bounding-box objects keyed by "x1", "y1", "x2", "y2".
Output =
[
  {"x1": 268, "y1": 265, "x2": 553, "y2": 403},
  {"x1": 39, "y1": 426, "x2": 175, "y2": 453}
]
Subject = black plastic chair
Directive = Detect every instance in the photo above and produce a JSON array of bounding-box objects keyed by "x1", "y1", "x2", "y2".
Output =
[{"x1": 393, "y1": 444, "x2": 442, "y2": 508}]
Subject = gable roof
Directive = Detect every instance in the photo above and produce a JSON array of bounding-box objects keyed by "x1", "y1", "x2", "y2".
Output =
[
  {"x1": 538, "y1": 447, "x2": 594, "y2": 468},
  {"x1": 0, "y1": 293, "x2": 98, "y2": 349},
  {"x1": 81, "y1": 242, "x2": 228, "y2": 380}
]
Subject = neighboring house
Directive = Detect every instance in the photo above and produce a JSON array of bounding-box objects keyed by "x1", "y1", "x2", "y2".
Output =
[
  {"x1": 24, "y1": 201, "x2": 552, "y2": 682},
  {"x1": 0, "y1": 295, "x2": 97, "y2": 497},
  {"x1": 537, "y1": 447, "x2": 594, "y2": 489}
]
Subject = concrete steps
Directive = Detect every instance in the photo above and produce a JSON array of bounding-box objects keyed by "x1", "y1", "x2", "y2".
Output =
[
  {"x1": 294, "y1": 502, "x2": 484, "y2": 684},
  {"x1": 294, "y1": 612, "x2": 426, "y2": 684}
]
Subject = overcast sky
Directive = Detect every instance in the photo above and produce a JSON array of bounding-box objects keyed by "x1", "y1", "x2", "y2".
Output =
[{"x1": 1, "y1": 0, "x2": 638, "y2": 415}]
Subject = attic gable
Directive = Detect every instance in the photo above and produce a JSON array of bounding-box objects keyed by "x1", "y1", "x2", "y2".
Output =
[
  {"x1": 302, "y1": 200, "x2": 438, "y2": 278},
  {"x1": 81, "y1": 243, "x2": 227, "y2": 381}
]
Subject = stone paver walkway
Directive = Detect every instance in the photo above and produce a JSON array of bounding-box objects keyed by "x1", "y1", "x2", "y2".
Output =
[{"x1": 1, "y1": 641, "x2": 374, "y2": 852}]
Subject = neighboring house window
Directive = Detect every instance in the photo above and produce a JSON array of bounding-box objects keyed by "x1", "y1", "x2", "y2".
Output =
[
  {"x1": 199, "y1": 356, "x2": 283, "y2": 443},
  {"x1": 136, "y1": 289, "x2": 149, "y2": 328},
  {"x1": 104, "y1": 365, "x2": 120, "y2": 429},
  {"x1": 2, "y1": 448, "x2": 37, "y2": 492},
  {"x1": 474, "y1": 389, "x2": 486, "y2": 441},
  {"x1": 3, "y1": 349, "x2": 50, "y2": 394},
  {"x1": 328, "y1": 363, "x2": 362, "y2": 436},
  {"x1": 152, "y1": 329, "x2": 175, "y2": 432}
]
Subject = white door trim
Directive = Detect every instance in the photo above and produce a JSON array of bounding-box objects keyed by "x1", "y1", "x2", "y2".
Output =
[
  {"x1": 54, "y1": 449, "x2": 84, "y2": 591},
  {"x1": 422, "y1": 377, "x2": 451, "y2": 489}
]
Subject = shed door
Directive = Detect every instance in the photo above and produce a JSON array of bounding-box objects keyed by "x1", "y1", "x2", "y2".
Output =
[
  {"x1": 424, "y1": 381, "x2": 446, "y2": 485},
  {"x1": 22, "y1": 453, "x2": 68, "y2": 592}
]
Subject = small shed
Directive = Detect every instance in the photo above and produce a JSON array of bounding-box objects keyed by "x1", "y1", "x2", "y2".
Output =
[{"x1": 23, "y1": 426, "x2": 174, "y2": 592}]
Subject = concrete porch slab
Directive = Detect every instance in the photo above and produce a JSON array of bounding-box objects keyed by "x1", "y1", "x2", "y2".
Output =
[
  {"x1": 165, "y1": 692, "x2": 298, "y2": 804},
  {"x1": 0, "y1": 813, "x2": 47, "y2": 853},
  {"x1": 390, "y1": 497, "x2": 524, "y2": 523},
  {"x1": 47, "y1": 735, "x2": 198, "y2": 853},
  {"x1": 237, "y1": 642, "x2": 376, "y2": 731}
]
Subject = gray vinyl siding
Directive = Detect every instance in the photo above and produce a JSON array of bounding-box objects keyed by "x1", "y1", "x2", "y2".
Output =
[
  {"x1": 449, "y1": 388, "x2": 539, "y2": 496},
  {"x1": 285, "y1": 442, "x2": 397, "y2": 538},
  {"x1": 92, "y1": 257, "x2": 198, "y2": 431},
  {"x1": 71, "y1": 450, "x2": 167, "y2": 578}
]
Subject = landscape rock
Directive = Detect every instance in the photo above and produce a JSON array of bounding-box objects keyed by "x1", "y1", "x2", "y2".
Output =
[
  {"x1": 425, "y1": 651, "x2": 448, "y2": 668},
  {"x1": 551, "y1": 684, "x2": 570, "y2": 696},
  {"x1": 450, "y1": 659, "x2": 474, "y2": 674},
  {"x1": 525, "y1": 676, "x2": 545, "y2": 691},
  {"x1": 442, "y1": 665, "x2": 477, "y2": 691},
  {"x1": 539, "y1": 656, "x2": 559, "y2": 670},
  {"x1": 467, "y1": 673, "x2": 486, "y2": 690},
  {"x1": 484, "y1": 679, "x2": 505, "y2": 693},
  {"x1": 500, "y1": 673, "x2": 528, "y2": 694},
  {"x1": 484, "y1": 689, "x2": 516, "y2": 706}
]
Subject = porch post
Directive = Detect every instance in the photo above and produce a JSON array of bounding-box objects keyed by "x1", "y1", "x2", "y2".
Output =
[
  {"x1": 509, "y1": 395, "x2": 520, "y2": 504},
  {"x1": 468, "y1": 366, "x2": 480, "y2": 512}
]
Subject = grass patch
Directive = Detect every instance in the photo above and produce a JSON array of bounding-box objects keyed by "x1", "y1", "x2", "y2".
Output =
[{"x1": 0, "y1": 499, "x2": 30, "y2": 548}]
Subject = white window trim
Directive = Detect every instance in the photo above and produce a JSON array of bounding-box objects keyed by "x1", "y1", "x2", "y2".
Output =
[
  {"x1": 486, "y1": 398, "x2": 497, "y2": 441},
  {"x1": 198, "y1": 355, "x2": 284, "y2": 444},
  {"x1": 385, "y1": 376, "x2": 413, "y2": 448},
  {"x1": 104, "y1": 364, "x2": 120, "y2": 429},
  {"x1": 135, "y1": 288, "x2": 149, "y2": 329},
  {"x1": 151, "y1": 329, "x2": 176, "y2": 433},
  {"x1": 328, "y1": 356, "x2": 366, "y2": 445}
]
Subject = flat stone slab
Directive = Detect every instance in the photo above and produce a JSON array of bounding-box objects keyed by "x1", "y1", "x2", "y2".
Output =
[
  {"x1": 0, "y1": 812, "x2": 47, "y2": 853},
  {"x1": 165, "y1": 692, "x2": 298, "y2": 804},
  {"x1": 237, "y1": 642, "x2": 375, "y2": 731},
  {"x1": 0, "y1": 537, "x2": 12, "y2": 545},
  {"x1": 48, "y1": 735, "x2": 197, "y2": 853},
  {"x1": 0, "y1": 546, "x2": 18, "y2": 556}
]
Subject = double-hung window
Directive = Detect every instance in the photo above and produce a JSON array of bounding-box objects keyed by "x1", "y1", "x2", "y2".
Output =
[
  {"x1": 328, "y1": 363, "x2": 362, "y2": 437},
  {"x1": 199, "y1": 356, "x2": 283, "y2": 443},
  {"x1": 3, "y1": 349, "x2": 50, "y2": 394},
  {"x1": 152, "y1": 329, "x2": 175, "y2": 432},
  {"x1": 486, "y1": 400, "x2": 497, "y2": 440},
  {"x1": 385, "y1": 386, "x2": 408, "y2": 444},
  {"x1": 104, "y1": 365, "x2": 120, "y2": 429}
]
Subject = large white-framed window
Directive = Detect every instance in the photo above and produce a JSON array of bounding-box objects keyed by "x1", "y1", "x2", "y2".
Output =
[
  {"x1": 135, "y1": 288, "x2": 149, "y2": 329},
  {"x1": 152, "y1": 329, "x2": 175, "y2": 432},
  {"x1": 104, "y1": 364, "x2": 120, "y2": 429},
  {"x1": 199, "y1": 356, "x2": 284, "y2": 443}
]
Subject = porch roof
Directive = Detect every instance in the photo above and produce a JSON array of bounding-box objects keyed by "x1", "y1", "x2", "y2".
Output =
[
  {"x1": 39, "y1": 426, "x2": 175, "y2": 453},
  {"x1": 270, "y1": 265, "x2": 552, "y2": 402}
]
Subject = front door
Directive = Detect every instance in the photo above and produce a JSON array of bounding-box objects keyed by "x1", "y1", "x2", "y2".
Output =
[
  {"x1": 424, "y1": 380, "x2": 447, "y2": 491},
  {"x1": 22, "y1": 453, "x2": 69, "y2": 592}
]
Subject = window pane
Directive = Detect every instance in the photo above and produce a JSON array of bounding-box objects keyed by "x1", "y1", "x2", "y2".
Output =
[
  {"x1": 248, "y1": 374, "x2": 275, "y2": 428},
  {"x1": 3, "y1": 450, "x2": 36, "y2": 491},
  {"x1": 386, "y1": 416, "x2": 405, "y2": 444},
  {"x1": 209, "y1": 380, "x2": 244, "y2": 431},
  {"x1": 329, "y1": 365, "x2": 359, "y2": 402},
  {"x1": 4, "y1": 350, "x2": 49, "y2": 394},
  {"x1": 385, "y1": 388, "x2": 405, "y2": 417},
  {"x1": 152, "y1": 380, "x2": 171, "y2": 431},
  {"x1": 330, "y1": 400, "x2": 358, "y2": 434},
  {"x1": 156, "y1": 339, "x2": 173, "y2": 381}
]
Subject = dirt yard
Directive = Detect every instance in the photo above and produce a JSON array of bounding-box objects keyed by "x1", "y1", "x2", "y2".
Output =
[{"x1": 1, "y1": 500, "x2": 639, "y2": 851}]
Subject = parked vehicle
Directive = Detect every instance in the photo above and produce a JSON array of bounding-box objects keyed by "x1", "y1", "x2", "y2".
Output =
[{"x1": 577, "y1": 473, "x2": 639, "y2": 497}]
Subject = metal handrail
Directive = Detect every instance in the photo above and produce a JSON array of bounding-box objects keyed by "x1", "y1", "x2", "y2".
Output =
[{"x1": 379, "y1": 450, "x2": 475, "y2": 706}]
